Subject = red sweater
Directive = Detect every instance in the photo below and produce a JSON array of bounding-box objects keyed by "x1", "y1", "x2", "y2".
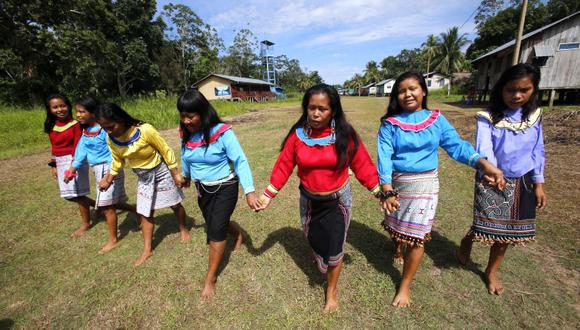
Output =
[
  {"x1": 48, "y1": 118, "x2": 82, "y2": 159},
  {"x1": 264, "y1": 126, "x2": 379, "y2": 198}
]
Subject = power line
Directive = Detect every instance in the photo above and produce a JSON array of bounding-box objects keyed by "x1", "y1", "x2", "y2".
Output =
[{"x1": 459, "y1": 6, "x2": 479, "y2": 31}]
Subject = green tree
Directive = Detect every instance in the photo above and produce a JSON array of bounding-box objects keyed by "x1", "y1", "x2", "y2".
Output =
[
  {"x1": 546, "y1": 0, "x2": 580, "y2": 21},
  {"x1": 433, "y1": 27, "x2": 469, "y2": 95},
  {"x1": 221, "y1": 28, "x2": 260, "y2": 78},
  {"x1": 363, "y1": 60, "x2": 382, "y2": 84},
  {"x1": 422, "y1": 34, "x2": 440, "y2": 74},
  {"x1": 275, "y1": 55, "x2": 305, "y2": 91}
]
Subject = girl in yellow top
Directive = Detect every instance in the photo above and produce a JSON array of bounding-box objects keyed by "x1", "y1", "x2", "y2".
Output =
[{"x1": 96, "y1": 102, "x2": 189, "y2": 266}]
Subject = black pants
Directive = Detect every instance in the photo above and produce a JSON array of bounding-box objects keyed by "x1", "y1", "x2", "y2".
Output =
[{"x1": 196, "y1": 178, "x2": 239, "y2": 243}]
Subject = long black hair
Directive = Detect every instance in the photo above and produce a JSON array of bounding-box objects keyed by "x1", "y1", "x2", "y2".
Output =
[
  {"x1": 76, "y1": 96, "x2": 100, "y2": 129},
  {"x1": 380, "y1": 71, "x2": 429, "y2": 122},
  {"x1": 44, "y1": 93, "x2": 72, "y2": 133},
  {"x1": 94, "y1": 102, "x2": 143, "y2": 128},
  {"x1": 176, "y1": 89, "x2": 223, "y2": 146},
  {"x1": 488, "y1": 63, "x2": 540, "y2": 123},
  {"x1": 281, "y1": 83, "x2": 359, "y2": 169}
]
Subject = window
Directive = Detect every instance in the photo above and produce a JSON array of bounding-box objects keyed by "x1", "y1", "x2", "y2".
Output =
[
  {"x1": 427, "y1": 80, "x2": 432, "y2": 87},
  {"x1": 532, "y1": 57, "x2": 549, "y2": 67},
  {"x1": 558, "y1": 42, "x2": 579, "y2": 51}
]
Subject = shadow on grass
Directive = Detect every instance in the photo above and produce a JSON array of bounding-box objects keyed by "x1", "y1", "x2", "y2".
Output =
[
  {"x1": 0, "y1": 319, "x2": 14, "y2": 330},
  {"x1": 247, "y1": 226, "x2": 325, "y2": 287},
  {"x1": 145, "y1": 213, "x2": 202, "y2": 250},
  {"x1": 347, "y1": 220, "x2": 401, "y2": 284}
]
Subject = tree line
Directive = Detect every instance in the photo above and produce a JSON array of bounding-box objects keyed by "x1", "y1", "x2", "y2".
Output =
[
  {"x1": 0, "y1": 1, "x2": 322, "y2": 105},
  {"x1": 343, "y1": 0, "x2": 578, "y2": 91}
]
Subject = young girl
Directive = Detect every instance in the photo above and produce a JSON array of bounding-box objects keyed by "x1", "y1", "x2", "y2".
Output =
[
  {"x1": 458, "y1": 63, "x2": 547, "y2": 295},
  {"x1": 177, "y1": 89, "x2": 259, "y2": 300},
  {"x1": 377, "y1": 71, "x2": 505, "y2": 308},
  {"x1": 45, "y1": 93, "x2": 95, "y2": 237},
  {"x1": 257, "y1": 84, "x2": 380, "y2": 313},
  {"x1": 64, "y1": 96, "x2": 135, "y2": 253},
  {"x1": 95, "y1": 102, "x2": 188, "y2": 266}
]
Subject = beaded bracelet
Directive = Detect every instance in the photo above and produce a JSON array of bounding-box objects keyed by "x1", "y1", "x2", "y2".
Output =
[{"x1": 378, "y1": 189, "x2": 398, "y2": 200}]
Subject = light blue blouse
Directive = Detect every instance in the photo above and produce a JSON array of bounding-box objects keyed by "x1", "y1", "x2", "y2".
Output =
[
  {"x1": 181, "y1": 124, "x2": 254, "y2": 194},
  {"x1": 72, "y1": 124, "x2": 111, "y2": 168},
  {"x1": 377, "y1": 109, "x2": 481, "y2": 184}
]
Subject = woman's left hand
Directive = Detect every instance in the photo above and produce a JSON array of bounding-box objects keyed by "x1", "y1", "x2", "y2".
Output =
[
  {"x1": 245, "y1": 192, "x2": 259, "y2": 211},
  {"x1": 172, "y1": 173, "x2": 185, "y2": 188},
  {"x1": 477, "y1": 159, "x2": 506, "y2": 190},
  {"x1": 534, "y1": 183, "x2": 547, "y2": 210}
]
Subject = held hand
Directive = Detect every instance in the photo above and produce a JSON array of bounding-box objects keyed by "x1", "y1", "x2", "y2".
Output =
[
  {"x1": 534, "y1": 183, "x2": 547, "y2": 210},
  {"x1": 99, "y1": 177, "x2": 112, "y2": 191},
  {"x1": 478, "y1": 159, "x2": 506, "y2": 191},
  {"x1": 256, "y1": 194, "x2": 272, "y2": 211},
  {"x1": 245, "y1": 192, "x2": 259, "y2": 211},
  {"x1": 172, "y1": 173, "x2": 185, "y2": 188},
  {"x1": 182, "y1": 177, "x2": 191, "y2": 188},
  {"x1": 63, "y1": 167, "x2": 77, "y2": 184},
  {"x1": 380, "y1": 196, "x2": 400, "y2": 215},
  {"x1": 50, "y1": 167, "x2": 57, "y2": 180}
]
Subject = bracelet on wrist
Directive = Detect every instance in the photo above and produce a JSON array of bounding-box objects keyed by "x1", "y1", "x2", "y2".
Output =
[{"x1": 378, "y1": 189, "x2": 398, "y2": 200}]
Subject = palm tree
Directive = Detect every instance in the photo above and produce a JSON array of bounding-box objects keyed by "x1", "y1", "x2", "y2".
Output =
[
  {"x1": 363, "y1": 60, "x2": 382, "y2": 84},
  {"x1": 351, "y1": 74, "x2": 365, "y2": 96},
  {"x1": 433, "y1": 27, "x2": 469, "y2": 95},
  {"x1": 422, "y1": 34, "x2": 440, "y2": 74}
]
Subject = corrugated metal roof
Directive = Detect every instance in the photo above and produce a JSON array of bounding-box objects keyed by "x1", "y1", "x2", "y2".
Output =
[
  {"x1": 194, "y1": 73, "x2": 273, "y2": 86},
  {"x1": 376, "y1": 79, "x2": 394, "y2": 86},
  {"x1": 472, "y1": 11, "x2": 580, "y2": 63},
  {"x1": 533, "y1": 45, "x2": 555, "y2": 57},
  {"x1": 362, "y1": 82, "x2": 376, "y2": 88}
]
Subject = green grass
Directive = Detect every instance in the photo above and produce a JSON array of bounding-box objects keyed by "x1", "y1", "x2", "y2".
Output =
[
  {"x1": 0, "y1": 97, "x2": 578, "y2": 328},
  {"x1": 0, "y1": 96, "x2": 300, "y2": 159}
]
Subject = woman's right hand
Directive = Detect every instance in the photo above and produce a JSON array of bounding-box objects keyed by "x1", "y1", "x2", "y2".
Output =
[
  {"x1": 182, "y1": 177, "x2": 191, "y2": 188},
  {"x1": 63, "y1": 167, "x2": 77, "y2": 183},
  {"x1": 99, "y1": 177, "x2": 112, "y2": 191},
  {"x1": 50, "y1": 167, "x2": 57, "y2": 180},
  {"x1": 380, "y1": 196, "x2": 400, "y2": 215}
]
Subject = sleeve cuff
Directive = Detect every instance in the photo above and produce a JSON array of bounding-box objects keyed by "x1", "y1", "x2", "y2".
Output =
[
  {"x1": 370, "y1": 185, "x2": 380, "y2": 195},
  {"x1": 468, "y1": 153, "x2": 481, "y2": 168},
  {"x1": 167, "y1": 162, "x2": 178, "y2": 170},
  {"x1": 244, "y1": 187, "x2": 255, "y2": 194},
  {"x1": 531, "y1": 174, "x2": 544, "y2": 183},
  {"x1": 379, "y1": 175, "x2": 392, "y2": 184},
  {"x1": 109, "y1": 169, "x2": 119, "y2": 176},
  {"x1": 263, "y1": 184, "x2": 279, "y2": 198}
]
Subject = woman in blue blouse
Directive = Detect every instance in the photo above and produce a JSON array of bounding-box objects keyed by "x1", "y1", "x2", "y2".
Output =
[
  {"x1": 178, "y1": 89, "x2": 259, "y2": 300},
  {"x1": 376, "y1": 72, "x2": 505, "y2": 308}
]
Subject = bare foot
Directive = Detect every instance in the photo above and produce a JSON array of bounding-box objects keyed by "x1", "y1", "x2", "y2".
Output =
[
  {"x1": 392, "y1": 288, "x2": 411, "y2": 308},
  {"x1": 99, "y1": 240, "x2": 119, "y2": 254},
  {"x1": 485, "y1": 271, "x2": 504, "y2": 295},
  {"x1": 180, "y1": 228, "x2": 190, "y2": 242},
  {"x1": 323, "y1": 288, "x2": 339, "y2": 313},
  {"x1": 200, "y1": 277, "x2": 217, "y2": 301},
  {"x1": 233, "y1": 230, "x2": 243, "y2": 252},
  {"x1": 457, "y1": 237, "x2": 473, "y2": 266},
  {"x1": 393, "y1": 251, "x2": 404, "y2": 265},
  {"x1": 71, "y1": 225, "x2": 90, "y2": 238},
  {"x1": 133, "y1": 251, "x2": 153, "y2": 266}
]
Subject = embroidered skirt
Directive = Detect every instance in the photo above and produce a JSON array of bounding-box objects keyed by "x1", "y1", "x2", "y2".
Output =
[
  {"x1": 92, "y1": 162, "x2": 128, "y2": 207},
  {"x1": 469, "y1": 172, "x2": 536, "y2": 245},
  {"x1": 196, "y1": 177, "x2": 239, "y2": 243},
  {"x1": 55, "y1": 155, "x2": 90, "y2": 199},
  {"x1": 381, "y1": 169, "x2": 439, "y2": 246},
  {"x1": 299, "y1": 182, "x2": 352, "y2": 274},
  {"x1": 132, "y1": 162, "x2": 183, "y2": 217}
]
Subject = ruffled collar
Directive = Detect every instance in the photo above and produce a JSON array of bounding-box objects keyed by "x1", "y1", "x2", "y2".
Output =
[
  {"x1": 385, "y1": 109, "x2": 440, "y2": 132},
  {"x1": 109, "y1": 126, "x2": 141, "y2": 147},
  {"x1": 296, "y1": 125, "x2": 335, "y2": 146},
  {"x1": 82, "y1": 123, "x2": 102, "y2": 137},
  {"x1": 184, "y1": 123, "x2": 232, "y2": 149},
  {"x1": 477, "y1": 107, "x2": 542, "y2": 132}
]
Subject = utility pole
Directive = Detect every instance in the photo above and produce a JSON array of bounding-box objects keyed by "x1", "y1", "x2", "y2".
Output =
[{"x1": 512, "y1": 0, "x2": 528, "y2": 65}]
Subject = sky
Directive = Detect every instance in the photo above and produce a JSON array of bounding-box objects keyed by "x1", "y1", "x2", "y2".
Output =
[{"x1": 156, "y1": 0, "x2": 482, "y2": 84}]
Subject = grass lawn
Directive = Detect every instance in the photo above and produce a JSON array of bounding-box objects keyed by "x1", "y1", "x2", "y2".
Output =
[{"x1": 0, "y1": 96, "x2": 578, "y2": 328}]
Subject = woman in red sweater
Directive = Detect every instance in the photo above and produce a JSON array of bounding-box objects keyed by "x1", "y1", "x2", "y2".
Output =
[
  {"x1": 257, "y1": 84, "x2": 380, "y2": 313},
  {"x1": 45, "y1": 93, "x2": 95, "y2": 237}
]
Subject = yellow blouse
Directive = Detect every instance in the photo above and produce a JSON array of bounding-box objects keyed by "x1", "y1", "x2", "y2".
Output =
[{"x1": 107, "y1": 123, "x2": 178, "y2": 176}]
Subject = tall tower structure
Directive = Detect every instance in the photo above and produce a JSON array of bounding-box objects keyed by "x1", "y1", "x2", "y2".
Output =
[{"x1": 260, "y1": 40, "x2": 276, "y2": 85}]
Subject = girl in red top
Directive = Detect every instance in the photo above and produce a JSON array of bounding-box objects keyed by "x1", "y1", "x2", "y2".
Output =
[
  {"x1": 257, "y1": 84, "x2": 380, "y2": 313},
  {"x1": 45, "y1": 93, "x2": 95, "y2": 237}
]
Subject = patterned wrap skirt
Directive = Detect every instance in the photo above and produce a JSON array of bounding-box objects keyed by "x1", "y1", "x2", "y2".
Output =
[
  {"x1": 470, "y1": 172, "x2": 536, "y2": 245},
  {"x1": 92, "y1": 162, "x2": 128, "y2": 207},
  {"x1": 382, "y1": 169, "x2": 439, "y2": 246},
  {"x1": 55, "y1": 154, "x2": 90, "y2": 199},
  {"x1": 132, "y1": 162, "x2": 183, "y2": 217},
  {"x1": 299, "y1": 182, "x2": 352, "y2": 274}
]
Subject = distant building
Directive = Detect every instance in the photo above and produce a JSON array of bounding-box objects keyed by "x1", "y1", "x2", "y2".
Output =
[
  {"x1": 359, "y1": 82, "x2": 375, "y2": 96},
  {"x1": 375, "y1": 79, "x2": 395, "y2": 96},
  {"x1": 193, "y1": 74, "x2": 276, "y2": 102},
  {"x1": 423, "y1": 72, "x2": 450, "y2": 90},
  {"x1": 472, "y1": 11, "x2": 580, "y2": 105}
]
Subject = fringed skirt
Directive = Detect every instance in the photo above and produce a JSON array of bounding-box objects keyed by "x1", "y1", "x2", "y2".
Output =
[
  {"x1": 55, "y1": 155, "x2": 90, "y2": 199},
  {"x1": 382, "y1": 169, "x2": 439, "y2": 246},
  {"x1": 92, "y1": 162, "x2": 128, "y2": 207},
  {"x1": 133, "y1": 162, "x2": 183, "y2": 217},
  {"x1": 469, "y1": 172, "x2": 536, "y2": 245},
  {"x1": 299, "y1": 182, "x2": 352, "y2": 274}
]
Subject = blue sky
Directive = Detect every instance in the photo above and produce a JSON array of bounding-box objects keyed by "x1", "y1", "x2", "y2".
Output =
[{"x1": 156, "y1": 0, "x2": 482, "y2": 84}]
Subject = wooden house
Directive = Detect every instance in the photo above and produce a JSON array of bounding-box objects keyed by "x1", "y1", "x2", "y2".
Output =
[
  {"x1": 193, "y1": 73, "x2": 276, "y2": 102},
  {"x1": 359, "y1": 82, "x2": 375, "y2": 96},
  {"x1": 375, "y1": 79, "x2": 395, "y2": 96},
  {"x1": 472, "y1": 11, "x2": 580, "y2": 105},
  {"x1": 423, "y1": 72, "x2": 450, "y2": 90}
]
